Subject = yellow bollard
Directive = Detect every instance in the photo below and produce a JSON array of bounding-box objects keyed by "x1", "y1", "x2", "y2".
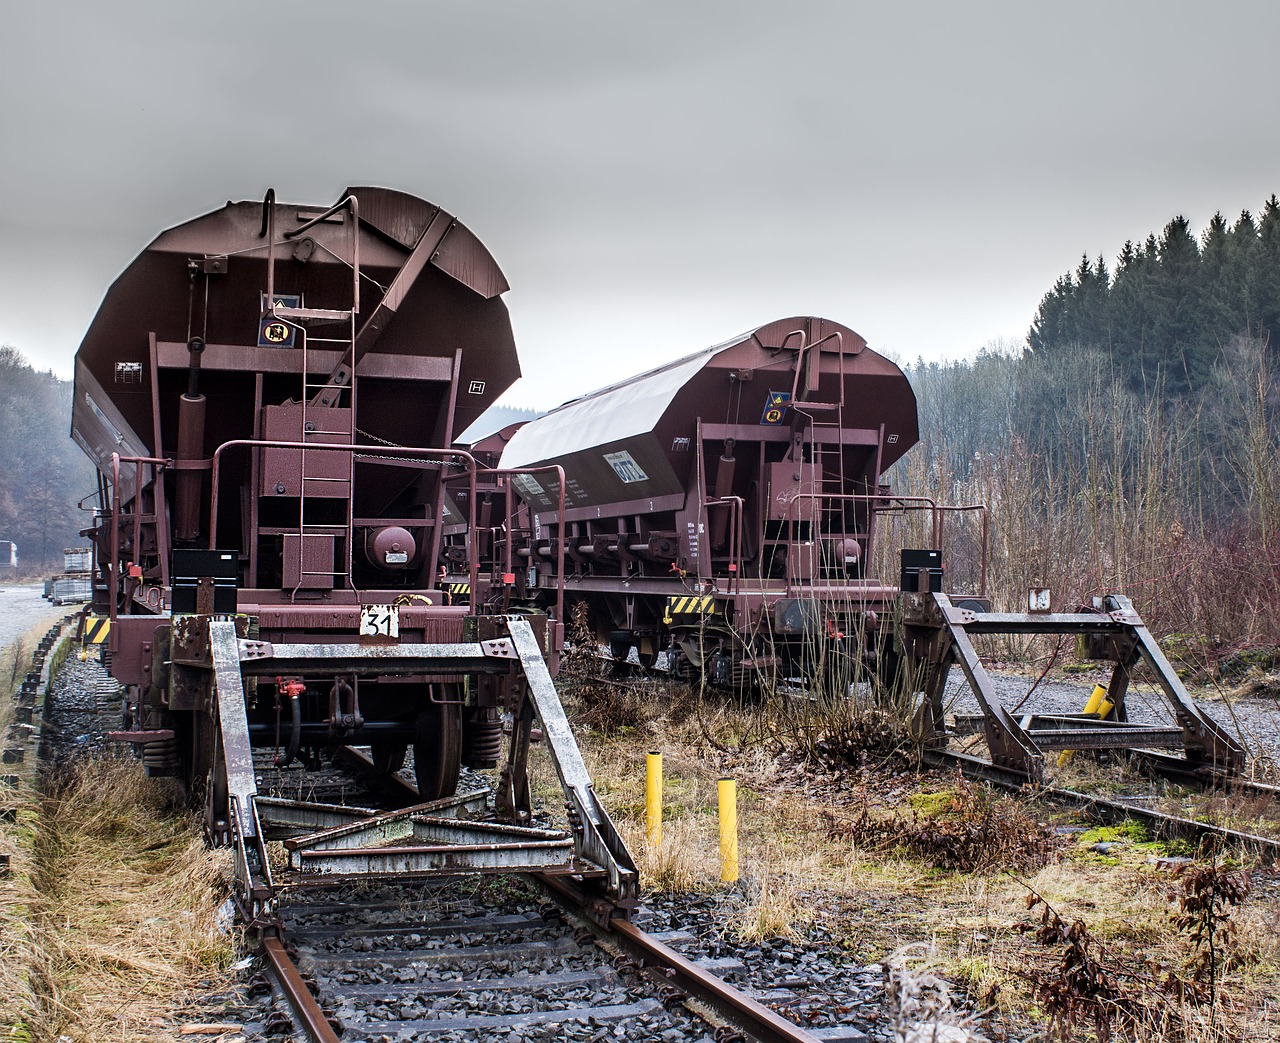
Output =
[
  {"x1": 1082, "y1": 684, "x2": 1107, "y2": 717},
  {"x1": 1058, "y1": 685, "x2": 1111, "y2": 767},
  {"x1": 718, "y1": 777, "x2": 739, "y2": 883},
  {"x1": 645, "y1": 751, "x2": 662, "y2": 849}
]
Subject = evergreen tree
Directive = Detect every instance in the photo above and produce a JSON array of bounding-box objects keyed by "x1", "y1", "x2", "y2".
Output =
[
  {"x1": 1228, "y1": 209, "x2": 1261, "y2": 332},
  {"x1": 1200, "y1": 211, "x2": 1236, "y2": 336},
  {"x1": 1133, "y1": 216, "x2": 1205, "y2": 395},
  {"x1": 1256, "y1": 194, "x2": 1280, "y2": 343}
]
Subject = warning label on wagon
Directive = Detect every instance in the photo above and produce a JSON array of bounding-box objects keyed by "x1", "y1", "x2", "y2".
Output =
[{"x1": 603, "y1": 450, "x2": 649, "y2": 484}]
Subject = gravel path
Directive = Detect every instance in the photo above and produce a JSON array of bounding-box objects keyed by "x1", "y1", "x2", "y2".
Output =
[{"x1": 0, "y1": 583, "x2": 63, "y2": 652}]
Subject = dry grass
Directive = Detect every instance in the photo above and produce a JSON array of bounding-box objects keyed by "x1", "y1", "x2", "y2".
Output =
[
  {"x1": 2, "y1": 754, "x2": 237, "y2": 1042},
  {"x1": 568, "y1": 680, "x2": 1280, "y2": 1042}
]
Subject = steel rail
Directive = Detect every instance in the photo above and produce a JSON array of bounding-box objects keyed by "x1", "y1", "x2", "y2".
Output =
[
  {"x1": 333, "y1": 748, "x2": 821, "y2": 1042},
  {"x1": 924, "y1": 749, "x2": 1280, "y2": 861},
  {"x1": 260, "y1": 935, "x2": 342, "y2": 1043},
  {"x1": 538, "y1": 875, "x2": 823, "y2": 1043}
]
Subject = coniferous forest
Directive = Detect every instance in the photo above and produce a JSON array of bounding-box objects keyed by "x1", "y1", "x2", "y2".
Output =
[
  {"x1": 0, "y1": 348, "x2": 96, "y2": 571},
  {"x1": 896, "y1": 196, "x2": 1280, "y2": 658}
]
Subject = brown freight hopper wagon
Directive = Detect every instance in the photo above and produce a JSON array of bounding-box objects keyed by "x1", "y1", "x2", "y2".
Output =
[
  {"x1": 461, "y1": 316, "x2": 924, "y2": 688},
  {"x1": 72, "y1": 188, "x2": 636, "y2": 917},
  {"x1": 450, "y1": 317, "x2": 1244, "y2": 786}
]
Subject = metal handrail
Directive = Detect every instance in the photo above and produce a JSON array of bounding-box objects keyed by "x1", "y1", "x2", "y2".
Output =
[
  {"x1": 480, "y1": 465, "x2": 567, "y2": 628},
  {"x1": 108, "y1": 452, "x2": 170, "y2": 621},
  {"x1": 781, "y1": 491, "x2": 988, "y2": 597},
  {"x1": 704, "y1": 495, "x2": 744, "y2": 595},
  {"x1": 209, "y1": 439, "x2": 478, "y2": 610}
]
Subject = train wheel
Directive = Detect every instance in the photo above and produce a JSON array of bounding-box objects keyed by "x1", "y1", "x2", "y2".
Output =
[
  {"x1": 608, "y1": 630, "x2": 632, "y2": 663},
  {"x1": 414, "y1": 695, "x2": 461, "y2": 801},
  {"x1": 874, "y1": 637, "x2": 905, "y2": 699},
  {"x1": 671, "y1": 648, "x2": 702, "y2": 686},
  {"x1": 371, "y1": 741, "x2": 407, "y2": 777}
]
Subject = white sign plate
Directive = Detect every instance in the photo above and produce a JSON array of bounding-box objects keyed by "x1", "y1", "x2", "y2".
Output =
[
  {"x1": 360, "y1": 604, "x2": 399, "y2": 638},
  {"x1": 604, "y1": 450, "x2": 649, "y2": 484}
]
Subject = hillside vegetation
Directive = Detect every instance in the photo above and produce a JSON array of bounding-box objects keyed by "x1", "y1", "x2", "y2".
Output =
[
  {"x1": 897, "y1": 198, "x2": 1280, "y2": 658},
  {"x1": 0, "y1": 348, "x2": 96, "y2": 571}
]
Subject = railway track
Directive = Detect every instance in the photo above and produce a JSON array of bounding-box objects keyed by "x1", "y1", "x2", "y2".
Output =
[
  {"x1": 265, "y1": 874, "x2": 839, "y2": 1043},
  {"x1": 30, "y1": 635, "x2": 1280, "y2": 1041},
  {"x1": 253, "y1": 755, "x2": 832, "y2": 1043},
  {"x1": 30, "y1": 654, "x2": 845, "y2": 1042},
  {"x1": 925, "y1": 748, "x2": 1280, "y2": 861}
]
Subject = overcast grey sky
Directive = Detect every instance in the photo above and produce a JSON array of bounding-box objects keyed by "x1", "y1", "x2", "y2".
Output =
[{"x1": 3, "y1": 1, "x2": 1278, "y2": 409}]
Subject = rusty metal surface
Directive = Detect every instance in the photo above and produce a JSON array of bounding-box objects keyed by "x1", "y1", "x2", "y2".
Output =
[
  {"x1": 277, "y1": 788, "x2": 582, "y2": 877},
  {"x1": 73, "y1": 186, "x2": 518, "y2": 490},
  {"x1": 539, "y1": 875, "x2": 823, "y2": 1043},
  {"x1": 261, "y1": 935, "x2": 342, "y2": 1043},
  {"x1": 236, "y1": 639, "x2": 511, "y2": 676},
  {"x1": 279, "y1": 791, "x2": 491, "y2": 852},
  {"x1": 906, "y1": 592, "x2": 1246, "y2": 781},
  {"x1": 501, "y1": 316, "x2": 917, "y2": 510},
  {"x1": 254, "y1": 796, "x2": 379, "y2": 838},
  {"x1": 507, "y1": 617, "x2": 638, "y2": 907}
]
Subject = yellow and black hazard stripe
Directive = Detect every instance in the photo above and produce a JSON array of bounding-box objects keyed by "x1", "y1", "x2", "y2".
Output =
[
  {"x1": 83, "y1": 615, "x2": 111, "y2": 645},
  {"x1": 663, "y1": 594, "x2": 717, "y2": 625},
  {"x1": 437, "y1": 581, "x2": 471, "y2": 607}
]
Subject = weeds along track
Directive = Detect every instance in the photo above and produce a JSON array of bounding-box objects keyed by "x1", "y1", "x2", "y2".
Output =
[
  {"x1": 19, "y1": 647, "x2": 876, "y2": 1043},
  {"x1": 255, "y1": 759, "x2": 853, "y2": 1042},
  {"x1": 586, "y1": 658, "x2": 1280, "y2": 863},
  {"x1": 926, "y1": 667, "x2": 1280, "y2": 858}
]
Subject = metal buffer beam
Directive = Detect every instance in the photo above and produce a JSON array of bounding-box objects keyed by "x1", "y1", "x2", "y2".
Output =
[
  {"x1": 902, "y1": 592, "x2": 1244, "y2": 784},
  {"x1": 277, "y1": 791, "x2": 580, "y2": 878},
  {"x1": 246, "y1": 616, "x2": 637, "y2": 910}
]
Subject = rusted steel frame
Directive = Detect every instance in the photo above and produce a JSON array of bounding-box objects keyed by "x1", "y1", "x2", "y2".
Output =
[
  {"x1": 506, "y1": 618, "x2": 637, "y2": 905},
  {"x1": 934, "y1": 503, "x2": 988, "y2": 597},
  {"x1": 934, "y1": 601, "x2": 1044, "y2": 781},
  {"x1": 292, "y1": 838, "x2": 578, "y2": 875},
  {"x1": 236, "y1": 641, "x2": 516, "y2": 676},
  {"x1": 539, "y1": 876, "x2": 820, "y2": 1043},
  {"x1": 786, "y1": 491, "x2": 941, "y2": 548},
  {"x1": 260, "y1": 935, "x2": 341, "y2": 1043},
  {"x1": 108, "y1": 452, "x2": 169, "y2": 621},
  {"x1": 147, "y1": 334, "x2": 171, "y2": 590},
  {"x1": 278, "y1": 790, "x2": 490, "y2": 851},
  {"x1": 155, "y1": 339, "x2": 455, "y2": 380},
  {"x1": 703, "y1": 495, "x2": 744, "y2": 594},
  {"x1": 352, "y1": 207, "x2": 454, "y2": 362},
  {"x1": 282, "y1": 194, "x2": 361, "y2": 316},
  {"x1": 254, "y1": 795, "x2": 378, "y2": 835},
  {"x1": 791, "y1": 329, "x2": 846, "y2": 407},
  {"x1": 477, "y1": 465, "x2": 567, "y2": 628},
  {"x1": 210, "y1": 621, "x2": 260, "y2": 837},
  {"x1": 778, "y1": 327, "x2": 839, "y2": 406},
  {"x1": 1125, "y1": 605, "x2": 1245, "y2": 771},
  {"x1": 958, "y1": 613, "x2": 1140, "y2": 634},
  {"x1": 426, "y1": 349, "x2": 465, "y2": 586},
  {"x1": 208, "y1": 439, "x2": 477, "y2": 609}
]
